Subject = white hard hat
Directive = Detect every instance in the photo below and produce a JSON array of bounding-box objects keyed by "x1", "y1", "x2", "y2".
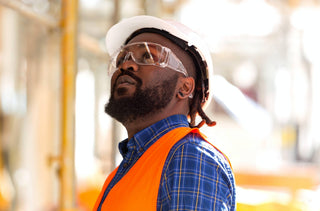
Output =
[{"x1": 105, "y1": 15, "x2": 213, "y2": 109}]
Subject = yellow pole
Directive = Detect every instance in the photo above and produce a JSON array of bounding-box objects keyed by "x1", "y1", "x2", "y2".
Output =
[{"x1": 60, "y1": 0, "x2": 78, "y2": 210}]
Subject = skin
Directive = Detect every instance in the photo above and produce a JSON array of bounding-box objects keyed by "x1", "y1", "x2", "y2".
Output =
[{"x1": 110, "y1": 33, "x2": 196, "y2": 139}]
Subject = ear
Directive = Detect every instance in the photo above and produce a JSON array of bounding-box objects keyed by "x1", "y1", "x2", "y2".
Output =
[{"x1": 177, "y1": 77, "x2": 195, "y2": 99}]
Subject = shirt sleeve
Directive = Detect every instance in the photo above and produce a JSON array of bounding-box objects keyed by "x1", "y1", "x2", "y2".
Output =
[{"x1": 157, "y1": 133, "x2": 236, "y2": 211}]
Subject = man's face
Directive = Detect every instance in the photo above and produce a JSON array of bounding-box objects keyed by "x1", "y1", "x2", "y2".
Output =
[
  {"x1": 104, "y1": 69, "x2": 178, "y2": 123},
  {"x1": 104, "y1": 33, "x2": 184, "y2": 124}
]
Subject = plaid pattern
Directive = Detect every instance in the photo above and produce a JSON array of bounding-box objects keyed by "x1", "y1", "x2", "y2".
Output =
[{"x1": 97, "y1": 115, "x2": 236, "y2": 211}]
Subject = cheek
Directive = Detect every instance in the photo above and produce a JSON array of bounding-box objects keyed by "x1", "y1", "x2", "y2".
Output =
[
  {"x1": 141, "y1": 67, "x2": 170, "y2": 80},
  {"x1": 142, "y1": 73, "x2": 177, "y2": 93},
  {"x1": 140, "y1": 72, "x2": 164, "y2": 88},
  {"x1": 110, "y1": 72, "x2": 119, "y2": 89}
]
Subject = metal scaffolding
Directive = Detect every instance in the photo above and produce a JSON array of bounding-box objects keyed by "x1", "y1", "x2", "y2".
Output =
[
  {"x1": 0, "y1": 0, "x2": 78, "y2": 210},
  {"x1": 0, "y1": 0, "x2": 59, "y2": 28},
  {"x1": 60, "y1": 0, "x2": 78, "y2": 210}
]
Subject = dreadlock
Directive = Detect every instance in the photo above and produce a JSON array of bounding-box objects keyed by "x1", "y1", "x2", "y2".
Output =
[{"x1": 188, "y1": 81, "x2": 216, "y2": 128}]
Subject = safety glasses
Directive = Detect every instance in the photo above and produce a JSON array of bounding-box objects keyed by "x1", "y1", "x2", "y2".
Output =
[{"x1": 108, "y1": 42, "x2": 188, "y2": 76}]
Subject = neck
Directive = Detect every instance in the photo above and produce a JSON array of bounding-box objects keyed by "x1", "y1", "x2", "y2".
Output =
[
  {"x1": 122, "y1": 97, "x2": 190, "y2": 139},
  {"x1": 124, "y1": 108, "x2": 188, "y2": 140},
  {"x1": 123, "y1": 111, "x2": 171, "y2": 140}
]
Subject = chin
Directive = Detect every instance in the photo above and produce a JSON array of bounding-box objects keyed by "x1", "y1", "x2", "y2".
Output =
[{"x1": 114, "y1": 87, "x2": 136, "y2": 98}]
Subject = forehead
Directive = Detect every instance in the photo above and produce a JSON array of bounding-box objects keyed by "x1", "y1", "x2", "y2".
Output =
[{"x1": 127, "y1": 33, "x2": 196, "y2": 76}]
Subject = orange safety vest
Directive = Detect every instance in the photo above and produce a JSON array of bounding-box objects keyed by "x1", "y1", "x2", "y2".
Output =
[{"x1": 93, "y1": 127, "x2": 231, "y2": 211}]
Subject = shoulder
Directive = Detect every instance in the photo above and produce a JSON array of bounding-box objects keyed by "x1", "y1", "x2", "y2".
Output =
[
  {"x1": 165, "y1": 132, "x2": 233, "y2": 179},
  {"x1": 158, "y1": 132, "x2": 236, "y2": 210}
]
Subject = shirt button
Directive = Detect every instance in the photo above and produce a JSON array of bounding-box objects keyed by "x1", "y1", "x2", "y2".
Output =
[
  {"x1": 139, "y1": 148, "x2": 143, "y2": 153},
  {"x1": 123, "y1": 163, "x2": 128, "y2": 168}
]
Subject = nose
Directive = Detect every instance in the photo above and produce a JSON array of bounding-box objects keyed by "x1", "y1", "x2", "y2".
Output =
[{"x1": 119, "y1": 59, "x2": 139, "y2": 73}]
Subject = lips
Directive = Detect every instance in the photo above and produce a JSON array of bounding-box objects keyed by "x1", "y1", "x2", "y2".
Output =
[{"x1": 115, "y1": 75, "x2": 136, "y2": 87}]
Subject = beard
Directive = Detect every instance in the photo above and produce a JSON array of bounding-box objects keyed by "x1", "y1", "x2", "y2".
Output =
[{"x1": 104, "y1": 71, "x2": 178, "y2": 124}]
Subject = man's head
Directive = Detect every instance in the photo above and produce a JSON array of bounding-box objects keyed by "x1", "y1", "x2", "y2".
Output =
[{"x1": 104, "y1": 15, "x2": 215, "y2": 128}]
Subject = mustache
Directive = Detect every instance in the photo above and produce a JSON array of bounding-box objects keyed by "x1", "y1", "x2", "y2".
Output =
[
  {"x1": 117, "y1": 69, "x2": 142, "y2": 85},
  {"x1": 111, "y1": 69, "x2": 143, "y2": 93}
]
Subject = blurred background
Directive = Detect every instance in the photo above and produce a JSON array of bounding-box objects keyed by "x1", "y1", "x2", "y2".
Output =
[{"x1": 0, "y1": 0, "x2": 320, "y2": 210}]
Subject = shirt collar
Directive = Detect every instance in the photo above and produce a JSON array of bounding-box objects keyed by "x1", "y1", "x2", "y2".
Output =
[{"x1": 118, "y1": 114, "x2": 189, "y2": 159}]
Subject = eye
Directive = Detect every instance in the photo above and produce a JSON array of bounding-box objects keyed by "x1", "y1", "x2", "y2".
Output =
[
  {"x1": 115, "y1": 51, "x2": 126, "y2": 67},
  {"x1": 116, "y1": 57, "x2": 124, "y2": 67},
  {"x1": 142, "y1": 52, "x2": 154, "y2": 63}
]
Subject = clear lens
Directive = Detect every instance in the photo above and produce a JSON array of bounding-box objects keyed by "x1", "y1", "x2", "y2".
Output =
[{"x1": 108, "y1": 42, "x2": 188, "y2": 76}]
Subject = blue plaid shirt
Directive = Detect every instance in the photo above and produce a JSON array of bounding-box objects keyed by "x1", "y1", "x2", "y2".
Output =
[{"x1": 97, "y1": 115, "x2": 236, "y2": 210}]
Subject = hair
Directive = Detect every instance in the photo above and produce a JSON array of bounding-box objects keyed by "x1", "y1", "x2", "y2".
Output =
[
  {"x1": 188, "y1": 81, "x2": 216, "y2": 128},
  {"x1": 125, "y1": 28, "x2": 216, "y2": 128}
]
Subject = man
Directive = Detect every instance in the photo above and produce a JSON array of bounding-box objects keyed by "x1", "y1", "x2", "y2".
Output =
[{"x1": 94, "y1": 15, "x2": 236, "y2": 210}]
